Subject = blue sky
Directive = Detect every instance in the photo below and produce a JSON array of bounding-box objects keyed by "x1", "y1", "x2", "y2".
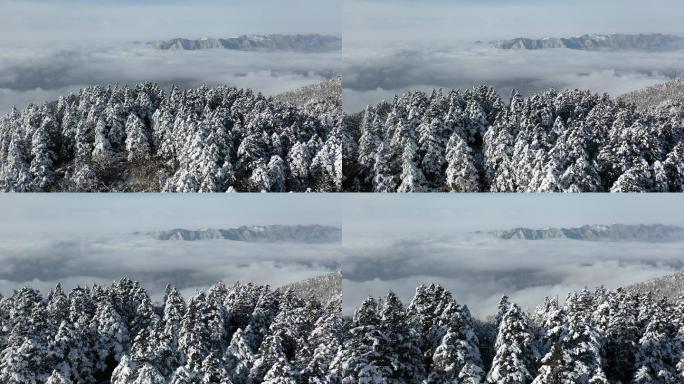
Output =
[
  {"x1": 0, "y1": 0, "x2": 342, "y2": 115},
  {"x1": 0, "y1": 194, "x2": 344, "y2": 301},
  {"x1": 343, "y1": 194, "x2": 684, "y2": 239},
  {"x1": 0, "y1": 0, "x2": 341, "y2": 47},
  {"x1": 341, "y1": 194, "x2": 684, "y2": 315},
  {"x1": 345, "y1": 0, "x2": 684, "y2": 47},
  {"x1": 0, "y1": 194, "x2": 343, "y2": 237}
]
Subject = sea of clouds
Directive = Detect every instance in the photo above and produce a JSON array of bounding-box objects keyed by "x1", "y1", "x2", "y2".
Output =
[
  {"x1": 342, "y1": 44, "x2": 684, "y2": 112},
  {"x1": 0, "y1": 45, "x2": 340, "y2": 115}
]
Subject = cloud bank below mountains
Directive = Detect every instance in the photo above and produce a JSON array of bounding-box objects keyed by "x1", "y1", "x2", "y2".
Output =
[
  {"x1": 0, "y1": 46, "x2": 340, "y2": 114},
  {"x1": 0, "y1": 0, "x2": 342, "y2": 113},
  {"x1": 342, "y1": 236, "x2": 684, "y2": 318},
  {"x1": 342, "y1": 45, "x2": 684, "y2": 112},
  {"x1": 342, "y1": 0, "x2": 684, "y2": 112},
  {"x1": 341, "y1": 194, "x2": 684, "y2": 317},
  {"x1": 0, "y1": 195, "x2": 343, "y2": 301},
  {"x1": 0, "y1": 236, "x2": 341, "y2": 303}
]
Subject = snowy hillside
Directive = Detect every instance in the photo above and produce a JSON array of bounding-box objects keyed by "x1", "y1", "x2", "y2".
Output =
[
  {"x1": 274, "y1": 76, "x2": 342, "y2": 111},
  {"x1": 0, "y1": 82, "x2": 342, "y2": 192},
  {"x1": 493, "y1": 224, "x2": 684, "y2": 242},
  {"x1": 2, "y1": 278, "x2": 682, "y2": 383},
  {"x1": 620, "y1": 77, "x2": 684, "y2": 110},
  {"x1": 150, "y1": 34, "x2": 341, "y2": 53},
  {"x1": 494, "y1": 33, "x2": 684, "y2": 51},
  {"x1": 627, "y1": 271, "x2": 684, "y2": 300},
  {"x1": 344, "y1": 85, "x2": 684, "y2": 192},
  {"x1": 0, "y1": 278, "x2": 341, "y2": 383},
  {"x1": 279, "y1": 271, "x2": 342, "y2": 305},
  {"x1": 336, "y1": 283, "x2": 684, "y2": 383},
  {"x1": 149, "y1": 225, "x2": 342, "y2": 243}
]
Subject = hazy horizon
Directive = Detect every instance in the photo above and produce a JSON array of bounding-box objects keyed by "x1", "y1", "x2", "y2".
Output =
[
  {"x1": 341, "y1": 194, "x2": 684, "y2": 317},
  {"x1": 342, "y1": 0, "x2": 684, "y2": 111},
  {"x1": 0, "y1": 195, "x2": 344, "y2": 301},
  {"x1": 0, "y1": 0, "x2": 342, "y2": 114}
]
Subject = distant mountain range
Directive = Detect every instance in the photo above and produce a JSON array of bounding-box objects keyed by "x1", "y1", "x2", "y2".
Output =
[
  {"x1": 148, "y1": 225, "x2": 342, "y2": 243},
  {"x1": 280, "y1": 272, "x2": 342, "y2": 305},
  {"x1": 149, "y1": 34, "x2": 341, "y2": 52},
  {"x1": 620, "y1": 77, "x2": 684, "y2": 110},
  {"x1": 493, "y1": 224, "x2": 684, "y2": 242},
  {"x1": 493, "y1": 33, "x2": 684, "y2": 51}
]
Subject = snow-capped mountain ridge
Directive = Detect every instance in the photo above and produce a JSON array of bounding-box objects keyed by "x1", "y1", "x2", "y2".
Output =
[
  {"x1": 493, "y1": 33, "x2": 684, "y2": 51},
  {"x1": 149, "y1": 34, "x2": 341, "y2": 52},
  {"x1": 148, "y1": 224, "x2": 342, "y2": 243},
  {"x1": 493, "y1": 224, "x2": 684, "y2": 242}
]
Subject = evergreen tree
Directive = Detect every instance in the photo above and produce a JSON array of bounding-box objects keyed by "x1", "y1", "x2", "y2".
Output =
[
  {"x1": 124, "y1": 114, "x2": 151, "y2": 163},
  {"x1": 1, "y1": 82, "x2": 340, "y2": 192},
  {"x1": 427, "y1": 302, "x2": 484, "y2": 383},
  {"x1": 486, "y1": 303, "x2": 535, "y2": 384},
  {"x1": 445, "y1": 133, "x2": 480, "y2": 192},
  {"x1": 45, "y1": 369, "x2": 72, "y2": 384},
  {"x1": 378, "y1": 291, "x2": 425, "y2": 382},
  {"x1": 132, "y1": 362, "x2": 166, "y2": 384},
  {"x1": 633, "y1": 308, "x2": 681, "y2": 384},
  {"x1": 29, "y1": 116, "x2": 56, "y2": 190}
]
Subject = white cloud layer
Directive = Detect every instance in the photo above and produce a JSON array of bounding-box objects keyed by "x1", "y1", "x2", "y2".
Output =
[
  {"x1": 342, "y1": 44, "x2": 684, "y2": 112},
  {"x1": 0, "y1": 0, "x2": 341, "y2": 113},
  {"x1": 0, "y1": 46, "x2": 340, "y2": 114},
  {"x1": 342, "y1": 238, "x2": 684, "y2": 318},
  {"x1": 0, "y1": 195, "x2": 343, "y2": 301},
  {"x1": 0, "y1": 237, "x2": 341, "y2": 302},
  {"x1": 342, "y1": 0, "x2": 684, "y2": 111},
  {"x1": 341, "y1": 195, "x2": 684, "y2": 317}
]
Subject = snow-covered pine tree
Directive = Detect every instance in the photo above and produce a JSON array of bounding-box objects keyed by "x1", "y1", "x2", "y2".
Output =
[
  {"x1": 344, "y1": 85, "x2": 684, "y2": 192},
  {"x1": 445, "y1": 132, "x2": 480, "y2": 192},
  {"x1": 132, "y1": 362, "x2": 166, "y2": 384},
  {"x1": 602, "y1": 288, "x2": 640, "y2": 383},
  {"x1": 486, "y1": 303, "x2": 535, "y2": 384},
  {"x1": 0, "y1": 82, "x2": 340, "y2": 192},
  {"x1": 332, "y1": 297, "x2": 389, "y2": 382},
  {"x1": 29, "y1": 116, "x2": 56, "y2": 190},
  {"x1": 45, "y1": 369, "x2": 72, "y2": 384},
  {"x1": 378, "y1": 291, "x2": 425, "y2": 382},
  {"x1": 91, "y1": 299, "x2": 130, "y2": 375},
  {"x1": 633, "y1": 304, "x2": 681, "y2": 384},
  {"x1": 124, "y1": 114, "x2": 151, "y2": 163},
  {"x1": 427, "y1": 301, "x2": 485, "y2": 383},
  {"x1": 249, "y1": 334, "x2": 291, "y2": 383}
]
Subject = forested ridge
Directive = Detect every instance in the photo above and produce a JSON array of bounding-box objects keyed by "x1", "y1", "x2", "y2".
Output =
[
  {"x1": 0, "y1": 82, "x2": 341, "y2": 192},
  {"x1": 4, "y1": 279, "x2": 684, "y2": 383},
  {"x1": 3, "y1": 81, "x2": 684, "y2": 193},
  {"x1": 337, "y1": 284, "x2": 684, "y2": 384},
  {"x1": 0, "y1": 279, "x2": 342, "y2": 383},
  {"x1": 343, "y1": 86, "x2": 684, "y2": 192}
]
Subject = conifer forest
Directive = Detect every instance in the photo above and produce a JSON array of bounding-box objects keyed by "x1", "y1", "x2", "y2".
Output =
[
  {"x1": 3, "y1": 0, "x2": 684, "y2": 383},
  {"x1": 2, "y1": 279, "x2": 683, "y2": 383},
  {"x1": 0, "y1": 83, "x2": 341, "y2": 192},
  {"x1": 4, "y1": 82, "x2": 684, "y2": 192},
  {"x1": 343, "y1": 87, "x2": 684, "y2": 192}
]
